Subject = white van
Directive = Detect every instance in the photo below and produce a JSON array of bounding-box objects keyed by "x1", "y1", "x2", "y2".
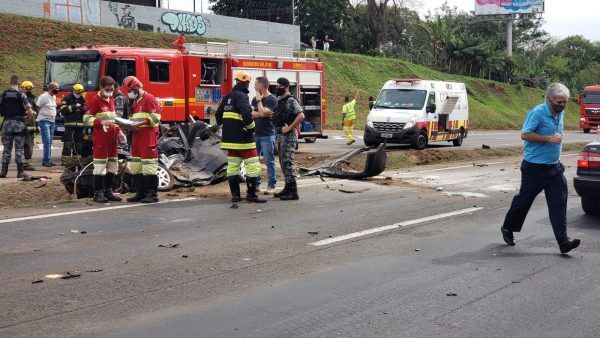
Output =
[{"x1": 364, "y1": 79, "x2": 469, "y2": 149}]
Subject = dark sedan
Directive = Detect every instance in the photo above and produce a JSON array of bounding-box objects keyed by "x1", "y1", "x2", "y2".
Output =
[{"x1": 574, "y1": 139, "x2": 600, "y2": 215}]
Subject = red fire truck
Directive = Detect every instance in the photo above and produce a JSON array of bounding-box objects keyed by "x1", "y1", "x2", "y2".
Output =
[
  {"x1": 579, "y1": 85, "x2": 600, "y2": 133},
  {"x1": 44, "y1": 41, "x2": 327, "y2": 142}
]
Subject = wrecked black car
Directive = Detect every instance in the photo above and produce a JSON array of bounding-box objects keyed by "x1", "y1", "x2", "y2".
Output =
[{"x1": 60, "y1": 122, "x2": 228, "y2": 198}]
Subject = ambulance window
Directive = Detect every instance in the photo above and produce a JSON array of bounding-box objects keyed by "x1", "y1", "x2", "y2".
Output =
[
  {"x1": 105, "y1": 59, "x2": 136, "y2": 86},
  {"x1": 148, "y1": 61, "x2": 170, "y2": 83}
]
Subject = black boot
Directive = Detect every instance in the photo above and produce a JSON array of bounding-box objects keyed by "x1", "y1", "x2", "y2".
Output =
[
  {"x1": 23, "y1": 161, "x2": 35, "y2": 171},
  {"x1": 141, "y1": 175, "x2": 159, "y2": 203},
  {"x1": 16, "y1": 163, "x2": 26, "y2": 179},
  {"x1": 280, "y1": 180, "x2": 299, "y2": 201},
  {"x1": 0, "y1": 163, "x2": 8, "y2": 178},
  {"x1": 245, "y1": 176, "x2": 267, "y2": 203},
  {"x1": 93, "y1": 175, "x2": 108, "y2": 203},
  {"x1": 127, "y1": 174, "x2": 146, "y2": 202},
  {"x1": 274, "y1": 182, "x2": 290, "y2": 198},
  {"x1": 228, "y1": 175, "x2": 241, "y2": 203},
  {"x1": 559, "y1": 239, "x2": 581, "y2": 254},
  {"x1": 104, "y1": 173, "x2": 122, "y2": 202}
]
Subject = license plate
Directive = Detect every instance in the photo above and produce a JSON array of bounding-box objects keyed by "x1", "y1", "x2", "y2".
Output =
[
  {"x1": 380, "y1": 133, "x2": 393, "y2": 139},
  {"x1": 56, "y1": 126, "x2": 65, "y2": 132}
]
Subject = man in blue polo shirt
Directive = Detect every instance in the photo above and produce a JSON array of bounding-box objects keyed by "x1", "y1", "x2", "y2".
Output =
[
  {"x1": 251, "y1": 76, "x2": 278, "y2": 194},
  {"x1": 501, "y1": 83, "x2": 580, "y2": 254}
]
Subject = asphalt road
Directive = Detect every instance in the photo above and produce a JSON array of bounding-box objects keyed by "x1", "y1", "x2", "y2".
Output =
[
  {"x1": 301, "y1": 130, "x2": 598, "y2": 154},
  {"x1": 1, "y1": 154, "x2": 599, "y2": 337}
]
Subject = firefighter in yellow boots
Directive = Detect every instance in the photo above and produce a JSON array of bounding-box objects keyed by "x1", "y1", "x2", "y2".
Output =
[
  {"x1": 121, "y1": 76, "x2": 162, "y2": 204},
  {"x1": 216, "y1": 71, "x2": 266, "y2": 205},
  {"x1": 60, "y1": 84, "x2": 86, "y2": 165},
  {"x1": 341, "y1": 91, "x2": 359, "y2": 145}
]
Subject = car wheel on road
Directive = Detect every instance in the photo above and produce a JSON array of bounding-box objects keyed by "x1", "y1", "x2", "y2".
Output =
[
  {"x1": 157, "y1": 165, "x2": 175, "y2": 192},
  {"x1": 452, "y1": 130, "x2": 464, "y2": 147},
  {"x1": 304, "y1": 137, "x2": 317, "y2": 143},
  {"x1": 413, "y1": 130, "x2": 428, "y2": 150},
  {"x1": 583, "y1": 129, "x2": 591, "y2": 134},
  {"x1": 581, "y1": 196, "x2": 599, "y2": 215}
]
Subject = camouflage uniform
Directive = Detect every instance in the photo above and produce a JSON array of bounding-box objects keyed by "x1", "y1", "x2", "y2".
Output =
[
  {"x1": 2, "y1": 119, "x2": 27, "y2": 165},
  {"x1": 278, "y1": 131, "x2": 298, "y2": 183}
]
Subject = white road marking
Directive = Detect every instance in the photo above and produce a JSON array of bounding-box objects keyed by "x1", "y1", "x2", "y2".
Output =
[
  {"x1": 0, "y1": 198, "x2": 197, "y2": 224},
  {"x1": 310, "y1": 207, "x2": 483, "y2": 246}
]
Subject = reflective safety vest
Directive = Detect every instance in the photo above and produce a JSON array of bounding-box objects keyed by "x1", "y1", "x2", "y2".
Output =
[
  {"x1": 83, "y1": 93, "x2": 117, "y2": 128},
  {"x1": 216, "y1": 85, "x2": 256, "y2": 150},
  {"x1": 342, "y1": 99, "x2": 357, "y2": 121},
  {"x1": 61, "y1": 93, "x2": 86, "y2": 127},
  {"x1": 131, "y1": 92, "x2": 161, "y2": 128}
]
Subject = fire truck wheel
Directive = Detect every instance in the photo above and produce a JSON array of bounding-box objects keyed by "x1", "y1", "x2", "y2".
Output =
[
  {"x1": 304, "y1": 137, "x2": 317, "y2": 143},
  {"x1": 157, "y1": 165, "x2": 175, "y2": 192},
  {"x1": 452, "y1": 130, "x2": 464, "y2": 146},
  {"x1": 413, "y1": 130, "x2": 428, "y2": 150},
  {"x1": 583, "y1": 128, "x2": 591, "y2": 134}
]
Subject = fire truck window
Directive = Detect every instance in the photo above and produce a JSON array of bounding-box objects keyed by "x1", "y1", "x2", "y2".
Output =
[
  {"x1": 148, "y1": 62, "x2": 170, "y2": 83},
  {"x1": 201, "y1": 59, "x2": 223, "y2": 85},
  {"x1": 105, "y1": 59, "x2": 135, "y2": 86}
]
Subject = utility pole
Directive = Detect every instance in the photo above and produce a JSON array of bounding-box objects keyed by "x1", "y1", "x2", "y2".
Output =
[{"x1": 506, "y1": 14, "x2": 513, "y2": 57}]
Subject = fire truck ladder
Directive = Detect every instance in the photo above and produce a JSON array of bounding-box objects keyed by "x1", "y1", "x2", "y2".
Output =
[{"x1": 184, "y1": 41, "x2": 318, "y2": 62}]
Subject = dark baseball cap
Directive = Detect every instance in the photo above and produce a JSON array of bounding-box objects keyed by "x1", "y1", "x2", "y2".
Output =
[{"x1": 277, "y1": 77, "x2": 290, "y2": 87}]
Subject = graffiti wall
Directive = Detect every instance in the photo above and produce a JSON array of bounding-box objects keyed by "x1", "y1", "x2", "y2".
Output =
[{"x1": 1, "y1": 0, "x2": 300, "y2": 47}]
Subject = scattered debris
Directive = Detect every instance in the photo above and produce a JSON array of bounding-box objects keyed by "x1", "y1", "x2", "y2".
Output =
[
  {"x1": 59, "y1": 233, "x2": 64, "y2": 236},
  {"x1": 241, "y1": 258, "x2": 251, "y2": 261},
  {"x1": 339, "y1": 188, "x2": 370, "y2": 194},
  {"x1": 34, "y1": 183, "x2": 47, "y2": 188},
  {"x1": 71, "y1": 230, "x2": 79, "y2": 234},
  {"x1": 45, "y1": 274, "x2": 63, "y2": 279},
  {"x1": 22, "y1": 175, "x2": 51, "y2": 182},
  {"x1": 31, "y1": 278, "x2": 44, "y2": 284},
  {"x1": 482, "y1": 144, "x2": 491, "y2": 149},
  {"x1": 271, "y1": 226, "x2": 275, "y2": 229},
  {"x1": 61, "y1": 272, "x2": 81, "y2": 279},
  {"x1": 436, "y1": 187, "x2": 444, "y2": 192},
  {"x1": 158, "y1": 243, "x2": 180, "y2": 248},
  {"x1": 414, "y1": 249, "x2": 421, "y2": 252},
  {"x1": 445, "y1": 192, "x2": 489, "y2": 198},
  {"x1": 182, "y1": 255, "x2": 189, "y2": 258},
  {"x1": 424, "y1": 176, "x2": 440, "y2": 181},
  {"x1": 446, "y1": 293, "x2": 458, "y2": 297},
  {"x1": 80, "y1": 231, "x2": 87, "y2": 234},
  {"x1": 33, "y1": 249, "x2": 41, "y2": 252},
  {"x1": 86, "y1": 269, "x2": 103, "y2": 273},
  {"x1": 300, "y1": 144, "x2": 387, "y2": 179},
  {"x1": 308, "y1": 231, "x2": 319, "y2": 235},
  {"x1": 500, "y1": 168, "x2": 505, "y2": 171},
  {"x1": 257, "y1": 209, "x2": 262, "y2": 212},
  {"x1": 473, "y1": 163, "x2": 488, "y2": 167},
  {"x1": 166, "y1": 193, "x2": 179, "y2": 197}
]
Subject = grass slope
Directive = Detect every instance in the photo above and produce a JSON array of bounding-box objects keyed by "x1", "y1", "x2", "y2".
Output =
[
  {"x1": 0, "y1": 13, "x2": 578, "y2": 130},
  {"x1": 322, "y1": 52, "x2": 580, "y2": 130}
]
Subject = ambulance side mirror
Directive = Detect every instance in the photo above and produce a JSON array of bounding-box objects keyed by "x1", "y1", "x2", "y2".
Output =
[{"x1": 426, "y1": 104, "x2": 436, "y2": 114}]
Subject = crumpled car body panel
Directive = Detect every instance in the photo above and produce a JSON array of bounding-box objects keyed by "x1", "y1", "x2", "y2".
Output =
[{"x1": 300, "y1": 143, "x2": 387, "y2": 179}]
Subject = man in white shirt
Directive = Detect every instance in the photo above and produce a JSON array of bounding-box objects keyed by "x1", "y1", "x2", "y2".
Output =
[{"x1": 36, "y1": 82, "x2": 59, "y2": 167}]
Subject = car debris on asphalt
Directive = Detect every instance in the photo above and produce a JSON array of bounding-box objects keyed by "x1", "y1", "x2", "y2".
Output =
[
  {"x1": 300, "y1": 144, "x2": 387, "y2": 179},
  {"x1": 158, "y1": 243, "x2": 180, "y2": 248}
]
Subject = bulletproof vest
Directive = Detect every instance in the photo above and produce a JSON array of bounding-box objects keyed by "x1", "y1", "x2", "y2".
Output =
[
  {"x1": 0, "y1": 89, "x2": 26, "y2": 120},
  {"x1": 274, "y1": 95, "x2": 296, "y2": 128}
]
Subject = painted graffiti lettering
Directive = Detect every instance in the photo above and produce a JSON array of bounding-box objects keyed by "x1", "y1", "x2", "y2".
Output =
[{"x1": 161, "y1": 12, "x2": 206, "y2": 36}]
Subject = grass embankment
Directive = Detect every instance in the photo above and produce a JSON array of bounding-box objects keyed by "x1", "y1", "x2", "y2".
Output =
[{"x1": 322, "y1": 52, "x2": 581, "y2": 130}]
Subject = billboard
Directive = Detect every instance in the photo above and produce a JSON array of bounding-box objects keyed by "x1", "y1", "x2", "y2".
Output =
[{"x1": 475, "y1": 0, "x2": 544, "y2": 15}]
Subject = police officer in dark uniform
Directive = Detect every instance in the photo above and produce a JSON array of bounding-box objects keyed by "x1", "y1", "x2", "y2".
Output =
[
  {"x1": 0, "y1": 75, "x2": 33, "y2": 178},
  {"x1": 60, "y1": 84, "x2": 86, "y2": 165},
  {"x1": 20, "y1": 81, "x2": 38, "y2": 171},
  {"x1": 273, "y1": 77, "x2": 305, "y2": 200}
]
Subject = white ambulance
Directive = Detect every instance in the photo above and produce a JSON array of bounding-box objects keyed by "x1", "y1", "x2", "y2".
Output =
[{"x1": 364, "y1": 79, "x2": 469, "y2": 149}]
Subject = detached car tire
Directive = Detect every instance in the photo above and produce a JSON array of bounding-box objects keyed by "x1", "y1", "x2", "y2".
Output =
[
  {"x1": 581, "y1": 196, "x2": 599, "y2": 215},
  {"x1": 157, "y1": 164, "x2": 175, "y2": 192}
]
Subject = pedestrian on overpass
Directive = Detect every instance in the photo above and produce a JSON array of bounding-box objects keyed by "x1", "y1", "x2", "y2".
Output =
[
  {"x1": 0, "y1": 75, "x2": 33, "y2": 178},
  {"x1": 501, "y1": 83, "x2": 580, "y2": 254},
  {"x1": 252, "y1": 76, "x2": 278, "y2": 195},
  {"x1": 341, "y1": 91, "x2": 358, "y2": 145},
  {"x1": 216, "y1": 71, "x2": 266, "y2": 204},
  {"x1": 273, "y1": 77, "x2": 305, "y2": 200}
]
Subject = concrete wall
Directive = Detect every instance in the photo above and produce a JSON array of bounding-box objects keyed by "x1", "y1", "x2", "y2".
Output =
[{"x1": 0, "y1": 0, "x2": 300, "y2": 48}]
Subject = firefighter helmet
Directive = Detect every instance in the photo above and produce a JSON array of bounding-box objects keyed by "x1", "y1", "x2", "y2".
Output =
[
  {"x1": 122, "y1": 76, "x2": 143, "y2": 91},
  {"x1": 73, "y1": 83, "x2": 85, "y2": 94},
  {"x1": 234, "y1": 71, "x2": 251, "y2": 83},
  {"x1": 20, "y1": 81, "x2": 34, "y2": 90}
]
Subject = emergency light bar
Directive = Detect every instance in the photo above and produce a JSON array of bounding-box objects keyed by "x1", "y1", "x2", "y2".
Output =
[{"x1": 393, "y1": 78, "x2": 422, "y2": 85}]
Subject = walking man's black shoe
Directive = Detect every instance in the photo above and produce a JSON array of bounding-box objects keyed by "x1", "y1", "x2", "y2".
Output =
[
  {"x1": 501, "y1": 226, "x2": 515, "y2": 246},
  {"x1": 559, "y1": 239, "x2": 580, "y2": 254}
]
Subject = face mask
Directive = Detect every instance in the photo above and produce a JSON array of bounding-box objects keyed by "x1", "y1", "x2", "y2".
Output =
[
  {"x1": 103, "y1": 90, "x2": 113, "y2": 97},
  {"x1": 551, "y1": 103, "x2": 565, "y2": 114},
  {"x1": 74, "y1": 93, "x2": 81, "y2": 98},
  {"x1": 128, "y1": 92, "x2": 137, "y2": 100},
  {"x1": 276, "y1": 87, "x2": 286, "y2": 97},
  {"x1": 52, "y1": 89, "x2": 59, "y2": 95}
]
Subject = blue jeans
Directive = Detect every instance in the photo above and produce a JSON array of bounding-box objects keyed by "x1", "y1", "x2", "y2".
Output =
[
  {"x1": 255, "y1": 135, "x2": 277, "y2": 188},
  {"x1": 39, "y1": 120, "x2": 55, "y2": 164}
]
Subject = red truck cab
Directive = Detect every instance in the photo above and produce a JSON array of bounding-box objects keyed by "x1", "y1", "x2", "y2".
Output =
[{"x1": 579, "y1": 85, "x2": 600, "y2": 133}]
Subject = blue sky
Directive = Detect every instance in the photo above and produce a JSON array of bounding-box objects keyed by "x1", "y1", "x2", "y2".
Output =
[{"x1": 166, "y1": 0, "x2": 600, "y2": 42}]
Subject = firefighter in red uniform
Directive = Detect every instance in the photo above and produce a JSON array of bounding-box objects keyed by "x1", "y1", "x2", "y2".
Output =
[
  {"x1": 83, "y1": 76, "x2": 122, "y2": 203},
  {"x1": 121, "y1": 76, "x2": 162, "y2": 204}
]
